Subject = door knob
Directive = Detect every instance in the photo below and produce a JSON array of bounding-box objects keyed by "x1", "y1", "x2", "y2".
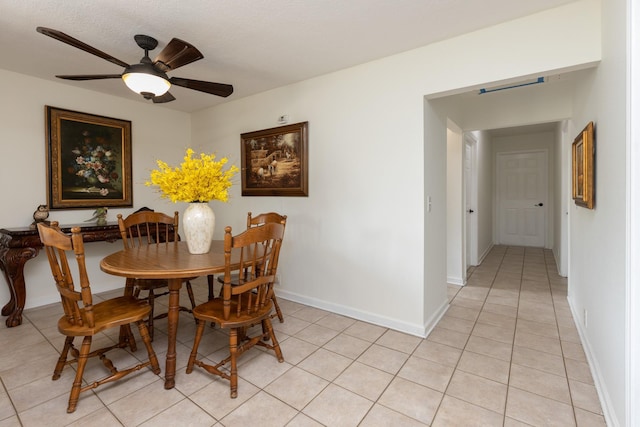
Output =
[
  {"x1": 535, "y1": 203, "x2": 544, "y2": 207},
  {"x1": 467, "y1": 209, "x2": 475, "y2": 213}
]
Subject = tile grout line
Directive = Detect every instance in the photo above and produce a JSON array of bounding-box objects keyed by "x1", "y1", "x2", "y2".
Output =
[
  {"x1": 433, "y1": 245, "x2": 509, "y2": 424},
  {"x1": 0, "y1": 376, "x2": 21, "y2": 426},
  {"x1": 545, "y1": 248, "x2": 580, "y2": 425},
  {"x1": 507, "y1": 248, "x2": 580, "y2": 425},
  {"x1": 502, "y1": 246, "x2": 525, "y2": 427}
]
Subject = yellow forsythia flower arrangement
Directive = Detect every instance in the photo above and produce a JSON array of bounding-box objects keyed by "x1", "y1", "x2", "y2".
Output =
[{"x1": 146, "y1": 148, "x2": 239, "y2": 203}]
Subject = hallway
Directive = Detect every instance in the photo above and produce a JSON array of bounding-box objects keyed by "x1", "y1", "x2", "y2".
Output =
[
  {"x1": 438, "y1": 245, "x2": 604, "y2": 425},
  {"x1": 0, "y1": 246, "x2": 605, "y2": 425}
]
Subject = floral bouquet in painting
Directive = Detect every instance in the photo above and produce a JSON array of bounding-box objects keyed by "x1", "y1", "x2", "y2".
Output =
[{"x1": 69, "y1": 132, "x2": 121, "y2": 195}]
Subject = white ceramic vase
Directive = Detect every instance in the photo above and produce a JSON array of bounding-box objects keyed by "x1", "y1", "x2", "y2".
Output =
[{"x1": 182, "y1": 202, "x2": 215, "y2": 254}]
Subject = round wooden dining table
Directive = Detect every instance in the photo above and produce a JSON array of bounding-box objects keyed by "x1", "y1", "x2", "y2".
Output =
[{"x1": 100, "y1": 240, "x2": 239, "y2": 389}]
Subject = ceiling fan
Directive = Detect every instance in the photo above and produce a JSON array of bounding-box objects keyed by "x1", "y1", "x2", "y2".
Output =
[{"x1": 36, "y1": 27, "x2": 233, "y2": 103}]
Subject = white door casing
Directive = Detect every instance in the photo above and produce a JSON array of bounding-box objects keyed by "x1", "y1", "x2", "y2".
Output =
[
  {"x1": 465, "y1": 134, "x2": 478, "y2": 267},
  {"x1": 496, "y1": 150, "x2": 548, "y2": 247}
]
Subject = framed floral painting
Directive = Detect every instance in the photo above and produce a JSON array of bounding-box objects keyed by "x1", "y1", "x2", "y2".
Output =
[
  {"x1": 45, "y1": 106, "x2": 133, "y2": 209},
  {"x1": 240, "y1": 121, "x2": 308, "y2": 196}
]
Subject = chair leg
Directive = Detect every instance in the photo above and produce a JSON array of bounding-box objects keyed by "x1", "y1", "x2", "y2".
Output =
[
  {"x1": 229, "y1": 328, "x2": 238, "y2": 398},
  {"x1": 186, "y1": 319, "x2": 207, "y2": 374},
  {"x1": 207, "y1": 275, "x2": 215, "y2": 301},
  {"x1": 263, "y1": 318, "x2": 284, "y2": 362},
  {"x1": 67, "y1": 336, "x2": 92, "y2": 413},
  {"x1": 53, "y1": 336, "x2": 74, "y2": 380},
  {"x1": 270, "y1": 294, "x2": 284, "y2": 323},
  {"x1": 185, "y1": 280, "x2": 196, "y2": 311},
  {"x1": 118, "y1": 324, "x2": 137, "y2": 352},
  {"x1": 136, "y1": 320, "x2": 161, "y2": 374},
  {"x1": 207, "y1": 276, "x2": 217, "y2": 328},
  {"x1": 147, "y1": 289, "x2": 155, "y2": 341}
]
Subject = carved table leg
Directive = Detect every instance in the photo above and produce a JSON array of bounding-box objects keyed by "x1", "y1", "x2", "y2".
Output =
[
  {"x1": 0, "y1": 246, "x2": 11, "y2": 316},
  {"x1": 0, "y1": 247, "x2": 39, "y2": 327}
]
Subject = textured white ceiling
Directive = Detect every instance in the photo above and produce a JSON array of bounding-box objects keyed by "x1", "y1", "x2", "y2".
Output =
[{"x1": 1, "y1": 0, "x2": 576, "y2": 112}]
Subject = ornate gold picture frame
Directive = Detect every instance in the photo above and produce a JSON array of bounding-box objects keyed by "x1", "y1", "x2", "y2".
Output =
[
  {"x1": 572, "y1": 121, "x2": 595, "y2": 209},
  {"x1": 45, "y1": 106, "x2": 133, "y2": 209}
]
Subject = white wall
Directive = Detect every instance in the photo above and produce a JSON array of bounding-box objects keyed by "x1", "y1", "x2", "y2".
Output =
[
  {"x1": 567, "y1": 0, "x2": 629, "y2": 423},
  {"x1": 0, "y1": 69, "x2": 191, "y2": 309},
  {"x1": 190, "y1": 67, "x2": 430, "y2": 335},
  {"x1": 476, "y1": 130, "x2": 494, "y2": 261},
  {"x1": 187, "y1": 0, "x2": 601, "y2": 336},
  {"x1": 423, "y1": 99, "x2": 450, "y2": 331},
  {"x1": 447, "y1": 123, "x2": 464, "y2": 285},
  {"x1": 627, "y1": 0, "x2": 640, "y2": 422},
  {"x1": 553, "y1": 120, "x2": 570, "y2": 276}
]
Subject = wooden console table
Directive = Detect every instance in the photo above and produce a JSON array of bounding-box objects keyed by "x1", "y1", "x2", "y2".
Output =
[{"x1": 0, "y1": 223, "x2": 122, "y2": 327}]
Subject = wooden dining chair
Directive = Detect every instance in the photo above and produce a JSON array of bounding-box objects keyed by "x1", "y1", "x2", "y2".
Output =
[
  {"x1": 117, "y1": 210, "x2": 197, "y2": 340},
  {"x1": 210, "y1": 211, "x2": 287, "y2": 322},
  {"x1": 36, "y1": 222, "x2": 160, "y2": 413},
  {"x1": 187, "y1": 222, "x2": 285, "y2": 398}
]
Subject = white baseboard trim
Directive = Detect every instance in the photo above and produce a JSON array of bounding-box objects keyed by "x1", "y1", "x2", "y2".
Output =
[
  {"x1": 478, "y1": 243, "x2": 494, "y2": 265},
  {"x1": 447, "y1": 276, "x2": 465, "y2": 286},
  {"x1": 276, "y1": 289, "x2": 448, "y2": 338},
  {"x1": 552, "y1": 247, "x2": 561, "y2": 275},
  {"x1": 423, "y1": 299, "x2": 450, "y2": 338},
  {"x1": 567, "y1": 296, "x2": 620, "y2": 427}
]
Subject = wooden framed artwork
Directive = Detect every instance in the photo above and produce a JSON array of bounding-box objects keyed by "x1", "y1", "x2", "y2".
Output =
[
  {"x1": 241, "y1": 121, "x2": 308, "y2": 196},
  {"x1": 45, "y1": 106, "x2": 133, "y2": 209},
  {"x1": 572, "y1": 121, "x2": 595, "y2": 209}
]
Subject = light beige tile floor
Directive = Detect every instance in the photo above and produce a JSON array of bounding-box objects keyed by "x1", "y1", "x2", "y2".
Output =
[{"x1": 0, "y1": 246, "x2": 606, "y2": 426}]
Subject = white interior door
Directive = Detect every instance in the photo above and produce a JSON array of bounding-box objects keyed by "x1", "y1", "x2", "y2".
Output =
[
  {"x1": 497, "y1": 150, "x2": 547, "y2": 247},
  {"x1": 464, "y1": 135, "x2": 477, "y2": 268}
]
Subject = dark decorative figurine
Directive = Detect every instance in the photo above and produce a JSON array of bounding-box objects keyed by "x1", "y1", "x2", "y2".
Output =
[{"x1": 30, "y1": 204, "x2": 50, "y2": 228}]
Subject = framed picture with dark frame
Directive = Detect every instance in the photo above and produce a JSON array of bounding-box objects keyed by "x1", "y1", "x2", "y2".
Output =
[
  {"x1": 240, "y1": 121, "x2": 308, "y2": 196},
  {"x1": 572, "y1": 121, "x2": 595, "y2": 209},
  {"x1": 45, "y1": 106, "x2": 133, "y2": 209}
]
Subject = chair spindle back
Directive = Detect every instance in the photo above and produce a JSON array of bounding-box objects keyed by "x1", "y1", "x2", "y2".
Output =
[
  {"x1": 247, "y1": 211, "x2": 288, "y2": 230},
  {"x1": 117, "y1": 211, "x2": 179, "y2": 249},
  {"x1": 221, "y1": 223, "x2": 284, "y2": 320},
  {"x1": 37, "y1": 222, "x2": 94, "y2": 328}
]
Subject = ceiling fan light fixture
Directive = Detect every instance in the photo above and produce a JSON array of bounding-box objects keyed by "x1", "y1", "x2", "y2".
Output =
[{"x1": 122, "y1": 65, "x2": 171, "y2": 97}]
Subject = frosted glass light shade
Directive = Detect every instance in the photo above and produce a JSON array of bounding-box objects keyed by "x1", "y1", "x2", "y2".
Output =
[{"x1": 122, "y1": 72, "x2": 171, "y2": 96}]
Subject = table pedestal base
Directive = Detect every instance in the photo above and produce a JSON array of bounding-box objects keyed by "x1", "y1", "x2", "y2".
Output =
[{"x1": 164, "y1": 278, "x2": 181, "y2": 389}]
